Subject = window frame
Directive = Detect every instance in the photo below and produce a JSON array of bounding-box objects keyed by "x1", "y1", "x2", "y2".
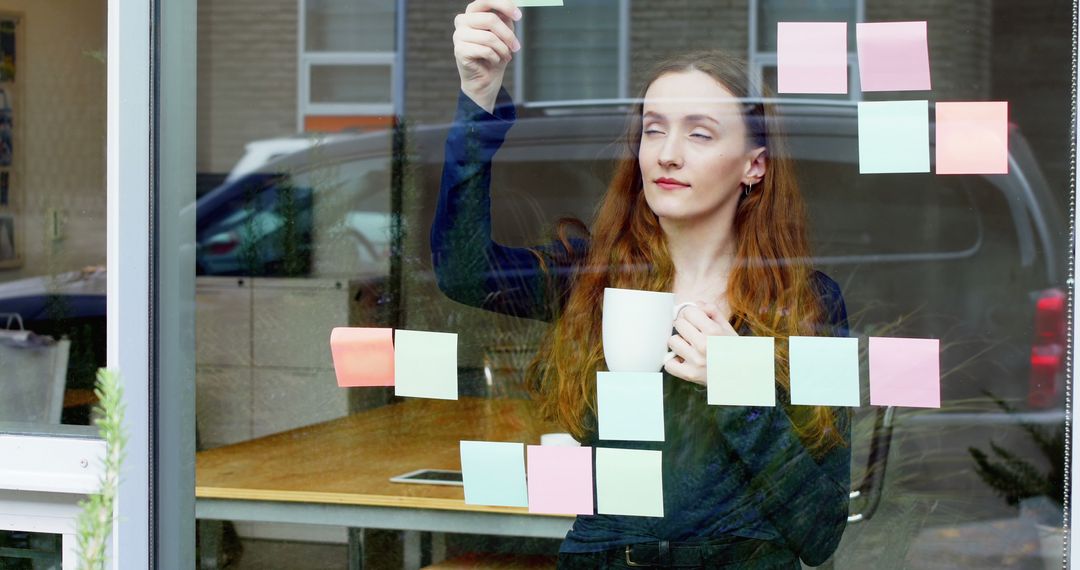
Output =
[
  {"x1": 512, "y1": 0, "x2": 631, "y2": 105},
  {"x1": 747, "y1": 0, "x2": 865, "y2": 99},
  {"x1": 296, "y1": 0, "x2": 398, "y2": 131}
]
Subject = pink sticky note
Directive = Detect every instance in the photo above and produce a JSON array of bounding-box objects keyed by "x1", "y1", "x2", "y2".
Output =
[
  {"x1": 869, "y1": 337, "x2": 940, "y2": 408},
  {"x1": 856, "y1": 22, "x2": 931, "y2": 92},
  {"x1": 777, "y1": 22, "x2": 848, "y2": 94},
  {"x1": 526, "y1": 445, "x2": 593, "y2": 515},
  {"x1": 935, "y1": 102, "x2": 1009, "y2": 175},
  {"x1": 330, "y1": 327, "x2": 394, "y2": 387}
]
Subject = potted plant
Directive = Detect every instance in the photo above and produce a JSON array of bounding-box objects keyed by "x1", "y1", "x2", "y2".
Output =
[{"x1": 967, "y1": 395, "x2": 1064, "y2": 569}]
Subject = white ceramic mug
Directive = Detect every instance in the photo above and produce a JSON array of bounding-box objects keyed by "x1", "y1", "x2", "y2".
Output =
[
  {"x1": 540, "y1": 432, "x2": 581, "y2": 447},
  {"x1": 602, "y1": 287, "x2": 695, "y2": 372}
]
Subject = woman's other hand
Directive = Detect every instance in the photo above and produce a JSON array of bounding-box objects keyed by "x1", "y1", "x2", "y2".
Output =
[
  {"x1": 665, "y1": 302, "x2": 738, "y2": 386},
  {"x1": 454, "y1": 0, "x2": 522, "y2": 113}
]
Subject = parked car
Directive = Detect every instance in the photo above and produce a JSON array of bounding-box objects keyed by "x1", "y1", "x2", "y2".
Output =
[{"x1": 193, "y1": 100, "x2": 1065, "y2": 408}]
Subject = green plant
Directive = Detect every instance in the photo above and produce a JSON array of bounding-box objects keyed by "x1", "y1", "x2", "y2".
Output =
[
  {"x1": 967, "y1": 394, "x2": 1064, "y2": 508},
  {"x1": 75, "y1": 369, "x2": 127, "y2": 570}
]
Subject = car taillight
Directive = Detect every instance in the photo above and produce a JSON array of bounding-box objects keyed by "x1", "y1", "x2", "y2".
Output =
[
  {"x1": 207, "y1": 232, "x2": 239, "y2": 255},
  {"x1": 1028, "y1": 287, "x2": 1066, "y2": 408}
]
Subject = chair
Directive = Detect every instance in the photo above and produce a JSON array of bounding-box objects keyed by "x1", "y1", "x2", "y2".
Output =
[{"x1": 0, "y1": 315, "x2": 71, "y2": 424}]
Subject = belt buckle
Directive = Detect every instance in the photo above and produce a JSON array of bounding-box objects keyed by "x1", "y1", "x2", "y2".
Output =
[{"x1": 624, "y1": 545, "x2": 650, "y2": 568}]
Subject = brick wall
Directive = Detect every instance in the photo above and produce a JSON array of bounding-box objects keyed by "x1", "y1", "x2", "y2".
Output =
[
  {"x1": 404, "y1": 0, "x2": 520, "y2": 126},
  {"x1": 629, "y1": 0, "x2": 747, "y2": 94},
  {"x1": 867, "y1": 0, "x2": 992, "y2": 101},
  {"x1": 0, "y1": 0, "x2": 107, "y2": 282},
  {"x1": 990, "y1": 0, "x2": 1072, "y2": 199},
  {"x1": 197, "y1": 0, "x2": 298, "y2": 174},
  {"x1": 196, "y1": 0, "x2": 1069, "y2": 194}
]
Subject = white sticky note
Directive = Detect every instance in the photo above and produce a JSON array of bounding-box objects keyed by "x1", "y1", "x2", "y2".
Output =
[
  {"x1": 460, "y1": 441, "x2": 528, "y2": 507},
  {"x1": 595, "y1": 448, "x2": 664, "y2": 517},
  {"x1": 789, "y1": 336, "x2": 860, "y2": 407},
  {"x1": 516, "y1": 0, "x2": 563, "y2": 6},
  {"x1": 707, "y1": 336, "x2": 775, "y2": 407},
  {"x1": 394, "y1": 330, "x2": 458, "y2": 400},
  {"x1": 597, "y1": 372, "x2": 664, "y2": 441}
]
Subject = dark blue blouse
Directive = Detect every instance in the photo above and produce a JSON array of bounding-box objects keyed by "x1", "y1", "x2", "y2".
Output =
[{"x1": 431, "y1": 88, "x2": 852, "y2": 567}]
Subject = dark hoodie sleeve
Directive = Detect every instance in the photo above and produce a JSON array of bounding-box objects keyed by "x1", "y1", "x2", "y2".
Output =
[
  {"x1": 430, "y1": 89, "x2": 581, "y2": 322},
  {"x1": 716, "y1": 271, "x2": 852, "y2": 566}
]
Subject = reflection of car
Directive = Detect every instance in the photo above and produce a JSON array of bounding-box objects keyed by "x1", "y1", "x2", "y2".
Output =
[
  {"x1": 225, "y1": 134, "x2": 362, "y2": 183},
  {"x1": 187, "y1": 101, "x2": 1067, "y2": 563},
  {"x1": 196, "y1": 101, "x2": 1065, "y2": 407}
]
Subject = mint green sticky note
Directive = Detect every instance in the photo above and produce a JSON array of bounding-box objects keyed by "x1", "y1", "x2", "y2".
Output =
[
  {"x1": 596, "y1": 448, "x2": 664, "y2": 517},
  {"x1": 517, "y1": 0, "x2": 563, "y2": 6},
  {"x1": 707, "y1": 336, "x2": 775, "y2": 407},
  {"x1": 597, "y1": 372, "x2": 664, "y2": 441},
  {"x1": 460, "y1": 441, "x2": 528, "y2": 507},
  {"x1": 394, "y1": 330, "x2": 458, "y2": 400},
  {"x1": 858, "y1": 100, "x2": 930, "y2": 173},
  {"x1": 789, "y1": 336, "x2": 860, "y2": 407}
]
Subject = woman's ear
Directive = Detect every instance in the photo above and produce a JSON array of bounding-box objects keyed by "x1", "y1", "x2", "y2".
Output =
[{"x1": 743, "y1": 146, "x2": 767, "y2": 185}]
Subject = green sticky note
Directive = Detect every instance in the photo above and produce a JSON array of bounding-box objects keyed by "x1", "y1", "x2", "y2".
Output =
[
  {"x1": 516, "y1": 0, "x2": 564, "y2": 6},
  {"x1": 789, "y1": 336, "x2": 860, "y2": 407},
  {"x1": 597, "y1": 372, "x2": 664, "y2": 441},
  {"x1": 394, "y1": 330, "x2": 458, "y2": 400},
  {"x1": 595, "y1": 448, "x2": 664, "y2": 517},
  {"x1": 460, "y1": 441, "x2": 528, "y2": 507},
  {"x1": 707, "y1": 336, "x2": 775, "y2": 407},
  {"x1": 858, "y1": 100, "x2": 930, "y2": 173}
]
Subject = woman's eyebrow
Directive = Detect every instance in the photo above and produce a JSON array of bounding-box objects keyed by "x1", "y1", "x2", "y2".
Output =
[
  {"x1": 684, "y1": 114, "x2": 722, "y2": 126},
  {"x1": 642, "y1": 111, "x2": 721, "y2": 126}
]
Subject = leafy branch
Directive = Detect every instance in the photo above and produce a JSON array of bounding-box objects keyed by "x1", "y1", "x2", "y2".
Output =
[
  {"x1": 75, "y1": 369, "x2": 127, "y2": 570},
  {"x1": 967, "y1": 393, "x2": 1063, "y2": 508}
]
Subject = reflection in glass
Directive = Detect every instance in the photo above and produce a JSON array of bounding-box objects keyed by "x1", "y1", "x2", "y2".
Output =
[
  {"x1": 190, "y1": 0, "x2": 1073, "y2": 567},
  {"x1": 309, "y1": 65, "x2": 393, "y2": 105},
  {"x1": 305, "y1": 0, "x2": 394, "y2": 52}
]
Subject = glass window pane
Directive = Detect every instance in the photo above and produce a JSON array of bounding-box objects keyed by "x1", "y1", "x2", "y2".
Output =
[
  {"x1": 0, "y1": 531, "x2": 62, "y2": 568},
  {"x1": 525, "y1": 0, "x2": 619, "y2": 101},
  {"x1": 309, "y1": 65, "x2": 392, "y2": 104},
  {"x1": 305, "y1": 0, "x2": 394, "y2": 52},
  {"x1": 757, "y1": 0, "x2": 858, "y2": 52},
  {"x1": 188, "y1": 0, "x2": 1075, "y2": 568},
  {"x1": 1, "y1": 7, "x2": 106, "y2": 429}
]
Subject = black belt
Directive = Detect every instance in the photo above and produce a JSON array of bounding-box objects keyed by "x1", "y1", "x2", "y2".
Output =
[{"x1": 614, "y1": 538, "x2": 778, "y2": 568}]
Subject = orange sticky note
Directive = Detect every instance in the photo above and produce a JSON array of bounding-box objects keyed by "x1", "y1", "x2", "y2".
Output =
[
  {"x1": 935, "y1": 102, "x2": 1009, "y2": 175},
  {"x1": 330, "y1": 327, "x2": 394, "y2": 387}
]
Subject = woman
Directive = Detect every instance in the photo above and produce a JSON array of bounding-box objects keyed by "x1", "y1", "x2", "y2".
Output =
[{"x1": 432, "y1": 1, "x2": 851, "y2": 567}]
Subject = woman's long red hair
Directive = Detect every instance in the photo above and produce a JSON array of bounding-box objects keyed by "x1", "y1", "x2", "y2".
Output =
[{"x1": 527, "y1": 51, "x2": 844, "y2": 453}]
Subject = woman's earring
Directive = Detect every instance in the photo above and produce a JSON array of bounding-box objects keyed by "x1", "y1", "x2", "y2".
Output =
[{"x1": 743, "y1": 182, "x2": 753, "y2": 198}]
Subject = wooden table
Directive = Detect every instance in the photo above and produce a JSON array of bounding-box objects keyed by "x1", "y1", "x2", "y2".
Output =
[{"x1": 196, "y1": 398, "x2": 575, "y2": 569}]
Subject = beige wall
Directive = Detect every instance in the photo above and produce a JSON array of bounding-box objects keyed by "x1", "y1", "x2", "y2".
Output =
[{"x1": 0, "y1": 0, "x2": 106, "y2": 282}]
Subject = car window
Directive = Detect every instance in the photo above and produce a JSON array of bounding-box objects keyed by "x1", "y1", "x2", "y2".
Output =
[{"x1": 196, "y1": 156, "x2": 392, "y2": 278}]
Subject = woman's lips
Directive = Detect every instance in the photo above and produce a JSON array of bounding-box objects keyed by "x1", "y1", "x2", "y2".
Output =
[{"x1": 655, "y1": 178, "x2": 690, "y2": 190}]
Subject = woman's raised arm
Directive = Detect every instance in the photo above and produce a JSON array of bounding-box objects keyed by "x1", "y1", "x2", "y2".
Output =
[{"x1": 453, "y1": 0, "x2": 521, "y2": 112}]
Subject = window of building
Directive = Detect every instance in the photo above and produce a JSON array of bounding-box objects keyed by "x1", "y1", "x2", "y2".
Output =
[
  {"x1": 298, "y1": 0, "x2": 396, "y2": 132},
  {"x1": 516, "y1": 0, "x2": 629, "y2": 103},
  {"x1": 749, "y1": 0, "x2": 863, "y2": 98}
]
